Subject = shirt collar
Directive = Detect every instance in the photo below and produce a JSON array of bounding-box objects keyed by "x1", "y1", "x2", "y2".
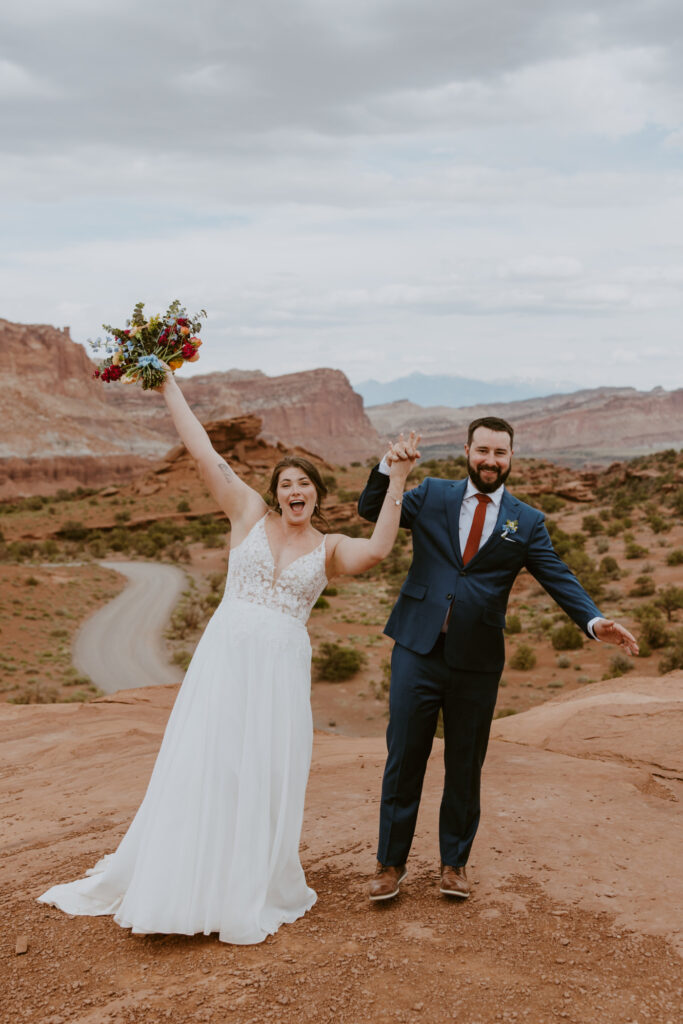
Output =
[{"x1": 464, "y1": 477, "x2": 505, "y2": 508}]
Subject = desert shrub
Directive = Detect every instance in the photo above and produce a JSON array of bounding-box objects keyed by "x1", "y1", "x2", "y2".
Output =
[
  {"x1": 603, "y1": 652, "x2": 634, "y2": 679},
  {"x1": 632, "y1": 607, "x2": 669, "y2": 650},
  {"x1": 599, "y1": 556, "x2": 621, "y2": 579},
  {"x1": 666, "y1": 548, "x2": 683, "y2": 566},
  {"x1": 508, "y1": 644, "x2": 537, "y2": 671},
  {"x1": 40, "y1": 538, "x2": 60, "y2": 558},
  {"x1": 595, "y1": 537, "x2": 609, "y2": 554},
  {"x1": 132, "y1": 533, "x2": 162, "y2": 558},
  {"x1": 629, "y1": 575, "x2": 656, "y2": 597},
  {"x1": 322, "y1": 474, "x2": 338, "y2": 490},
  {"x1": 637, "y1": 639, "x2": 652, "y2": 658},
  {"x1": 177, "y1": 499, "x2": 191, "y2": 513},
  {"x1": 313, "y1": 595, "x2": 329, "y2": 610},
  {"x1": 313, "y1": 642, "x2": 366, "y2": 681},
  {"x1": 323, "y1": 585, "x2": 338, "y2": 597},
  {"x1": 114, "y1": 510, "x2": 131, "y2": 524},
  {"x1": 535, "y1": 494, "x2": 566, "y2": 514},
  {"x1": 25, "y1": 575, "x2": 39, "y2": 587},
  {"x1": 658, "y1": 629, "x2": 683, "y2": 673},
  {"x1": 551, "y1": 622, "x2": 584, "y2": 651},
  {"x1": 582, "y1": 515, "x2": 604, "y2": 536},
  {"x1": 646, "y1": 512, "x2": 671, "y2": 534},
  {"x1": 166, "y1": 541, "x2": 191, "y2": 563},
  {"x1": 656, "y1": 585, "x2": 683, "y2": 621},
  {"x1": 108, "y1": 527, "x2": 130, "y2": 552},
  {"x1": 625, "y1": 541, "x2": 648, "y2": 559},
  {"x1": 556, "y1": 655, "x2": 571, "y2": 668},
  {"x1": 172, "y1": 648, "x2": 193, "y2": 671},
  {"x1": 59, "y1": 520, "x2": 89, "y2": 541},
  {"x1": 337, "y1": 489, "x2": 361, "y2": 503},
  {"x1": 170, "y1": 594, "x2": 203, "y2": 637},
  {"x1": 505, "y1": 613, "x2": 522, "y2": 634},
  {"x1": 495, "y1": 708, "x2": 518, "y2": 719}
]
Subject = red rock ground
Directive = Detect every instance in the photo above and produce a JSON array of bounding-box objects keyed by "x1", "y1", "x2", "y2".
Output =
[{"x1": 2, "y1": 673, "x2": 681, "y2": 1024}]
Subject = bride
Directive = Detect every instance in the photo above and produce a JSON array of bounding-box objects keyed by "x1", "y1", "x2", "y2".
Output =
[{"x1": 38, "y1": 369, "x2": 420, "y2": 944}]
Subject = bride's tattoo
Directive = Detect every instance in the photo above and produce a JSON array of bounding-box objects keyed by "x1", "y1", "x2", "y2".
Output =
[{"x1": 218, "y1": 462, "x2": 236, "y2": 484}]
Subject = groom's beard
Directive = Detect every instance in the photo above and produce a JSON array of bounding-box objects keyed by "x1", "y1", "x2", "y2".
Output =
[{"x1": 467, "y1": 457, "x2": 511, "y2": 494}]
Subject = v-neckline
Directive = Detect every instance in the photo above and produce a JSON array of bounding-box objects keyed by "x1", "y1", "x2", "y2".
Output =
[{"x1": 260, "y1": 514, "x2": 324, "y2": 584}]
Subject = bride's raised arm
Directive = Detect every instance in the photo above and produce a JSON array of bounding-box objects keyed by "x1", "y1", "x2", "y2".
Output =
[{"x1": 159, "y1": 372, "x2": 266, "y2": 529}]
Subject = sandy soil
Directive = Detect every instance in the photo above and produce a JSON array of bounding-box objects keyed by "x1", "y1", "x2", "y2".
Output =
[{"x1": 2, "y1": 673, "x2": 681, "y2": 1024}]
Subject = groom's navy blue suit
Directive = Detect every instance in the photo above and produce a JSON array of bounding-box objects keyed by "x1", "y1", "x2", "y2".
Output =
[{"x1": 358, "y1": 467, "x2": 603, "y2": 868}]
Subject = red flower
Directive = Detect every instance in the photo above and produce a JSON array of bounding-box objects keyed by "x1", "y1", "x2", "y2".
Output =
[
  {"x1": 101, "y1": 364, "x2": 124, "y2": 383},
  {"x1": 93, "y1": 368, "x2": 101, "y2": 378},
  {"x1": 176, "y1": 317, "x2": 189, "y2": 327},
  {"x1": 181, "y1": 341, "x2": 196, "y2": 359}
]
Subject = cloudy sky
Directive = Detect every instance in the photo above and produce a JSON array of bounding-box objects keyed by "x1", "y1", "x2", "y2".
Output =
[{"x1": 2, "y1": 0, "x2": 682, "y2": 392}]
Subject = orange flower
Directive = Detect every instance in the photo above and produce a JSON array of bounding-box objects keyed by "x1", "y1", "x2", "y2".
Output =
[{"x1": 169, "y1": 358, "x2": 183, "y2": 370}]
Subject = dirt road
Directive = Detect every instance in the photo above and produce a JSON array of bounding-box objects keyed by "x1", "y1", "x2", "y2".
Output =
[{"x1": 72, "y1": 561, "x2": 187, "y2": 693}]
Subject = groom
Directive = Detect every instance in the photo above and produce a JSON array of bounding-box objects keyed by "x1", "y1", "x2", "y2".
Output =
[{"x1": 358, "y1": 416, "x2": 638, "y2": 900}]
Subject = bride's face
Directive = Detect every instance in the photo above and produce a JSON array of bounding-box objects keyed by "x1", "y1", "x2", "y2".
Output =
[{"x1": 276, "y1": 470, "x2": 318, "y2": 524}]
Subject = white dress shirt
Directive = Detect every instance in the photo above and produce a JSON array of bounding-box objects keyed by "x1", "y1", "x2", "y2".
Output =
[{"x1": 378, "y1": 458, "x2": 601, "y2": 638}]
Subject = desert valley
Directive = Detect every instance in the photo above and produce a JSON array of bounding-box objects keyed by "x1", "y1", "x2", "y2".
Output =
[{"x1": 1, "y1": 319, "x2": 681, "y2": 1024}]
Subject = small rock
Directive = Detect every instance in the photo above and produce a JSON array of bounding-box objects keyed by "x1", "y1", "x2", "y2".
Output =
[{"x1": 15, "y1": 935, "x2": 28, "y2": 955}]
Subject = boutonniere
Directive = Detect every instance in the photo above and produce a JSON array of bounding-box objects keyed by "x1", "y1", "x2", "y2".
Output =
[{"x1": 501, "y1": 519, "x2": 519, "y2": 538}]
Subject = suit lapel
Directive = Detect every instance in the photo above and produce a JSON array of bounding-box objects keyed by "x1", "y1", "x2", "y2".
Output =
[
  {"x1": 466, "y1": 490, "x2": 520, "y2": 566},
  {"x1": 445, "y1": 479, "x2": 468, "y2": 565}
]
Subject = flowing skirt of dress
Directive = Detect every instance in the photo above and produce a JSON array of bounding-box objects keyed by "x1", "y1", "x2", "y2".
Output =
[{"x1": 37, "y1": 597, "x2": 317, "y2": 944}]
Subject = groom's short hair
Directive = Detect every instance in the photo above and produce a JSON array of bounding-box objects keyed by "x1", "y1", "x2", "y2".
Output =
[{"x1": 467, "y1": 417, "x2": 514, "y2": 447}]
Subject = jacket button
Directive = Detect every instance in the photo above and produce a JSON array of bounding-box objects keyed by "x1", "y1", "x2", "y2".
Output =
[
  {"x1": 446, "y1": 593, "x2": 453, "y2": 601},
  {"x1": 459, "y1": 570, "x2": 467, "y2": 577}
]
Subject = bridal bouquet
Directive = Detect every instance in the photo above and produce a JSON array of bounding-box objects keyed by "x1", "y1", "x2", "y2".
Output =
[{"x1": 90, "y1": 300, "x2": 207, "y2": 390}]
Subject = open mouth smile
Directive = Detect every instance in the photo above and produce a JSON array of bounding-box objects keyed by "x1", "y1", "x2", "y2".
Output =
[{"x1": 289, "y1": 500, "x2": 306, "y2": 512}]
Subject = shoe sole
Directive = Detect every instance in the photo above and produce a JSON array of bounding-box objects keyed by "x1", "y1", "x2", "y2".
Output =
[
  {"x1": 439, "y1": 886, "x2": 469, "y2": 899},
  {"x1": 369, "y1": 869, "x2": 407, "y2": 901}
]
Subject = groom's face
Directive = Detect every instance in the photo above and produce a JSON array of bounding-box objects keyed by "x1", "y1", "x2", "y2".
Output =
[{"x1": 465, "y1": 427, "x2": 513, "y2": 493}]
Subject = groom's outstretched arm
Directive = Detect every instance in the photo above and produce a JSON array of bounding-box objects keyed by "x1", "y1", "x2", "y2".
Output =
[{"x1": 358, "y1": 465, "x2": 426, "y2": 529}]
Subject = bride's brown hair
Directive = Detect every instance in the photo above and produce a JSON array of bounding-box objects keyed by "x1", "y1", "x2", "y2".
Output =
[{"x1": 268, "y1": 457, "x2": 329, "y2": 525}]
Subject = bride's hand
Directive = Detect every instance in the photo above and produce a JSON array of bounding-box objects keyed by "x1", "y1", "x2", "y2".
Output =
[{"x1": 388, "y1": 431, "x2": 421, "y2": 480}]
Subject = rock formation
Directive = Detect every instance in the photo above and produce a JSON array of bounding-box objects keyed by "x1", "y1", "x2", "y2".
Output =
[
  {"x1": 0, "y1": 319, "x2": 380, "y2": 497},
  {"x1": 367, "y1": 387, "x2": 683, "y2": 464}
]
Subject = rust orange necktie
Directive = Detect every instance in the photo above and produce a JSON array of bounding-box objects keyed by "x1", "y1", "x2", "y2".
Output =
[{"x1": 463, "y1": 493, "x2": 492, "y2": 564}]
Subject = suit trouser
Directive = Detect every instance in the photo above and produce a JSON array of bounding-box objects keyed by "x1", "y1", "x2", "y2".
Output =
[{"x1": 377, "y1": 636, "x2": 500, "y2": 869}]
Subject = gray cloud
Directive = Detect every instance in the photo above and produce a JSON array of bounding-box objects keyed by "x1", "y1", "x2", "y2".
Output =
[{"x1": 1, "y1": 1, "x2": 682, "y2": 391}]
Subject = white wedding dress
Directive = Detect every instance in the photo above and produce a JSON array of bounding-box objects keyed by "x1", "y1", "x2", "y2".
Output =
[{"x1": 38, "y1": 513, "x2": 328, "y2": 944}]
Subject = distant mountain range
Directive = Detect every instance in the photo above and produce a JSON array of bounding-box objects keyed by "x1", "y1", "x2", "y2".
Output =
[{"x1": 354, "y1": 372, "x2": 583, "y2": 408}]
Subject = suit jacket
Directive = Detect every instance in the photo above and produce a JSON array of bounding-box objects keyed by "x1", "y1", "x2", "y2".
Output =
[{"x1": 358, "y1": 467, "x2": 603, "y2": 675}]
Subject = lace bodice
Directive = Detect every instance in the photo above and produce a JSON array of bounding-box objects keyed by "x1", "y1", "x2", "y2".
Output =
[{"x1": 224, "y1": 515, "x2": 327, "y2": 625}]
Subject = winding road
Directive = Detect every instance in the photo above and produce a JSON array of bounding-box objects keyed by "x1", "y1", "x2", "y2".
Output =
[{"x1": 73, "y1": 561, "x2": 188, "y2": 694}]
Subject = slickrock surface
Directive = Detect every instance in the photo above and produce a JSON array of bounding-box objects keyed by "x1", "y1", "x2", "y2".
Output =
[{"x1": 2, "y1": 673, "x2": 681, "y2": 1023}]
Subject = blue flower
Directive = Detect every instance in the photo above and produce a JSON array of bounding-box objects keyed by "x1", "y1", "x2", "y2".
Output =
[{"x1": 137, "y1": 354, "x2": 163, "y2": 369}]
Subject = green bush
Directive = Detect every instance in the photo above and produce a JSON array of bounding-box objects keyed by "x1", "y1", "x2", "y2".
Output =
[
  {"x1": 599, "y1": 556, "x2": 621, "y2": 579},
  {"x1": 666, "y1": 548, "x2": 683, "y2": 566},
  {"x1": 659, "y1": 629, "x2": 683, "y2": 673},
  {"x1": 582, "y1": 515, "x2": 604, "y2": 536},
  {"x1": 551, "y1": 622, "x2": 584, "y2": 651},
  {"x1": 508, "y1": 644, "x2": 537, "y2": 671},
  {"x1": 313, "y1": 642, "x2": 366, "y2": 681},
  {"x1": 59, "y1": 520, "x2": 89, "y2": 542},
  {"x1": 505, "y1": 613, "x2": 522, "y2": 634},
  {"x1": 629, "y1": 575, "x2": 656, "y2": 597},
  {"x1": 604, "y1": 652, "x2": 634, "y2": 679},
  {"x1": 177, "y1": 499, "x2": 191, "y2": 513},
  {"x1": 313, "y1": 596, "x2": 330, "y2": 610},
  {"x1": 625, "y1": 541, "x2": 648, "y2": 559},
  {"x1": 633, "y1": 606, "x2": 670, "y2": 649},
  {"x1": 656, "y1": 585, "x2": 683, "y2": 621}
]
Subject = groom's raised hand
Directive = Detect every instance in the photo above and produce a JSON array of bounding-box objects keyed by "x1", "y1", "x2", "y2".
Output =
[{"x1": 594, "y1": 619, "x2": 639, "y2": 655}]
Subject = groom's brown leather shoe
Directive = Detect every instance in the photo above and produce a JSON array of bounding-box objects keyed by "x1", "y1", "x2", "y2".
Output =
[
  {"x1": 439, "y1": 863, "x2": 470, "y2": 899},
  {"x1": 369, "y1": 861, "x2": 407, "y2": 901}
]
